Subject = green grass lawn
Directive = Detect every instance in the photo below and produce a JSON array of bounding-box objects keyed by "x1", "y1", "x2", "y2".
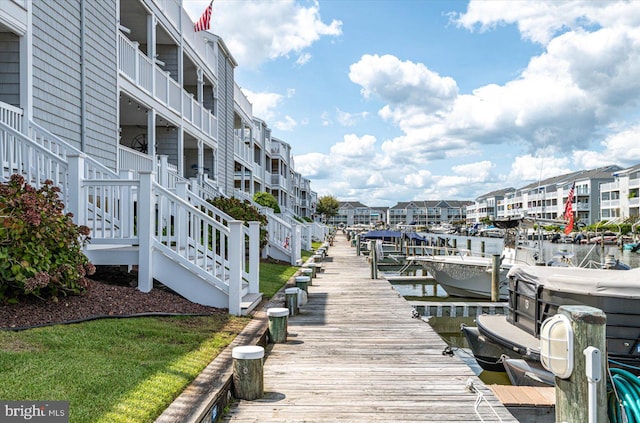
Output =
[{"x1": 0, "y1": 247, "x2": 319, "y2": 423}]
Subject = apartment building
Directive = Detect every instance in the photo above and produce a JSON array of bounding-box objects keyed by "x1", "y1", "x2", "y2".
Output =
[
  {"x1": 0, "y1": 0, "x2": 324, "y2": 314},
  {"x1": 327, "y1": 202, "x2": 388, "y2": 227},
  {"x1": 388, "y1": 200, "x2": 471, "y2": 227},
  {"x1": 600, "y1": 164, "x2": 640, "y2": 220},
  {"x1": 467, "y1": 166, "x2": 621, "y2": 226}
]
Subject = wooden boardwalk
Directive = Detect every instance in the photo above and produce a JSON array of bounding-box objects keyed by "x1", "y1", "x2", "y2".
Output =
[{"x1": 223, "y1": 233, "x2": 518, "y2": 422}]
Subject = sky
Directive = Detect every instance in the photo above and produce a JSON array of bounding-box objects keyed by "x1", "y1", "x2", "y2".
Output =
[{"x1": 184, "y1": 0, "x2": 640, "y2": 207}]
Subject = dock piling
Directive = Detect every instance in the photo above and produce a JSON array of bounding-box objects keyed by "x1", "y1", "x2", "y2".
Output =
[{"x1": 232, "y1": 346, "x2": 265, "y2": 400}]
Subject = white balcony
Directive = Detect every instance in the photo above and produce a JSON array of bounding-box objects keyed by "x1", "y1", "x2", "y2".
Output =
[{"x1": 118, "y1": 32, "x2": 218, "y2": 142}]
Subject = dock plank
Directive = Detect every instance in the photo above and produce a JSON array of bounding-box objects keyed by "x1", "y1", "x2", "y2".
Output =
[{"x1": 223, "y1": 234, "x2": 518, "y2": 422}]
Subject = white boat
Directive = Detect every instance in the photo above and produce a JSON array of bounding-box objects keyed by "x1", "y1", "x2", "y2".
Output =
[{"x1": 408, "y1": 218, "x2": 538, "y2": 300}]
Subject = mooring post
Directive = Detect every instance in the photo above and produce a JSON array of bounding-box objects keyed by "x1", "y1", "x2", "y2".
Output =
[
  {"x1": 356, "y1": 235, "x2": 361, "y2": 256},
  {"x1": 555, "y1": 305, "x2": 607, "y2": 423},
  {"x1": 232, "y1": 346, "x2": 264, "y2": 400},
  {"x1": 370, "y1": 240, "x2": 378, "y2": 279},
  {"x1": 295, "y1": 275, "x2": 310, "y2": 293},
  {"x1": 466, "y1": 239, "x2": 471, "y2": 251},
  {"x1": 491, "y1": 254, "x2": 500, "y2": 302},
  {"x1": 267, "y1": 308, "x2": 289, "y2": 344},
  {"x1": 480, "y1": 241, "x2": 485, "y2": 257},
  {"x1": 285, "y1": 287, "x2": 299, "y2": 316}
]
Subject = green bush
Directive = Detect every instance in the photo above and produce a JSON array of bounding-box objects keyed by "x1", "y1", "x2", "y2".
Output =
[
  {"x1": 253, "y1": 192, "x2": 281, "y2": 213},
  {"x1": 0, "y1": 174, "x2": 94, "y2": 303},
  {"x1": 207, "y1": 197, "x2": 269, "y2": 248}
]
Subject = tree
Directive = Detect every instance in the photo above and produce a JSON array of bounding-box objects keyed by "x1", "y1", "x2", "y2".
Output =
[
  {"x1": 316, "y1": 195, "x2": 339, "y2": 221},
  {"x1": 253, "y1": 192, "x2": 281, "y2": 213}
]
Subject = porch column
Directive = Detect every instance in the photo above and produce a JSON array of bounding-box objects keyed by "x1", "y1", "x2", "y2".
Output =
[
  {"x1": 147, "y1": 109, "x2": 156, "y2": 158},
  {"x1": 198, "y1": 139, "x2": 204, "y2": 179},
  {"x1": 147, "y1": 14, "x2": 157, "y2": 93},
  {"x1": 177, "y1": 127, "x2": 184, "y2": 177}
]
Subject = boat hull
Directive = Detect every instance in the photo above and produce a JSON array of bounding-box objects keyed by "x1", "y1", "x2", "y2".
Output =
[
  {"x1": 420, "y1": 258, "x2": 509, "y2": 300},
  {"x1": 503, "y1": 358, "x2": 554, "y2": 387},
  {"x1": 461, "y1": 325, "x2": 510, "y2": 372}
]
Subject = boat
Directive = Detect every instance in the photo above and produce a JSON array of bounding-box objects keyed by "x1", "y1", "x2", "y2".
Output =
[
  {"x1": 502, "y1": 358, "x2": 555, "y2": 387},
  {"x1": 461, "y1": 325, "x2": 527, "y2": 372},
  {"x1": 407, "y1": 217, "x2": 539, "y2": 300},
  {"x1": 471, "y1": 265, "x2": 640, "y2": 376}
]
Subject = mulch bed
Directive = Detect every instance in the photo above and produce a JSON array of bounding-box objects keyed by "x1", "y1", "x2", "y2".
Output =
[{"x1": 0, "y1": 278, "x2": 225, "y2": 331}]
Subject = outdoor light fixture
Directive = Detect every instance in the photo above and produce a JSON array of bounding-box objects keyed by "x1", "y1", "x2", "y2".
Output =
[{"x1": 540, "y1": 314, "x2": 574, "y2": 379}]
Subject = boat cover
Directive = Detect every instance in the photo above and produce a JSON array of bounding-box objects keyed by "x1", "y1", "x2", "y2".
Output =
[{"x1": 507, "y1": 265, "x2": 640, "y2": 298}]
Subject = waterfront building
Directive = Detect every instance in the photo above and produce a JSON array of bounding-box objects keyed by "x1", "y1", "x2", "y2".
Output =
[
  {"x1": 389, "y1": 200, "x2": 471, "y2": 228},
  {"x1": 468, "y1": 165, "x2": 621, "y2": 226},
  {"x1": 600, "y1": 164, "x2": 640, "y2": 221},
  {"x1": 466, "y1": 188, "x2": 515, "y2": 224},
  {"x1": 327, "y1": 202, "x2": 388, "y2": 227},
  {"x1": 0, "y1": 0, "x2": 324, "y2": 314}
]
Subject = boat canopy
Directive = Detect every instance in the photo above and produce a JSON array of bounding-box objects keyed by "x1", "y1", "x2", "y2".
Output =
[
  {"x1": 507, "y1": 265, "x2": 640, "y2": 298},
  {"x1": 360, "y1": 230, "x2": 428, "y2": 244}
]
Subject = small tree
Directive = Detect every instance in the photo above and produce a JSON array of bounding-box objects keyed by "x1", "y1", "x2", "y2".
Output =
[
  {"x1": 316, "y1": 195, "x2": 339, "y2": 221},
  {"x1": 0, "y1": 175, "x2": 95, "y2": 303},
  {"x1": 253, "y1": 192, "x2": 281, "y2": 213}
]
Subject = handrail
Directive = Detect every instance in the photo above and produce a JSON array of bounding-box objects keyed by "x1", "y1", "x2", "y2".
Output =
[{"x1": 29, "y1": 121, "x2": 118, "y2": 179}]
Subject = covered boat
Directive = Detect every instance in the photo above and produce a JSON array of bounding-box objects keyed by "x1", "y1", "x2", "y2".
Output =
[{"x1": 475, "y1": 266, "x2": 640, "y2": 372}]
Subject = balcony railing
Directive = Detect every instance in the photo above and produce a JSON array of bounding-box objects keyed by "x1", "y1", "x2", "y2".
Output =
[
  {"x1": 0, "y1": 102, "x2": 23, "y2": 133},
  {"x1": 118, "y1": 32, "x2": 218, "y2": 142}
]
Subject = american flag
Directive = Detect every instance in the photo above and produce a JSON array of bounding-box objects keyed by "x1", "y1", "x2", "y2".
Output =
[
  {"x1": 563, "y1": 182, "x2": 575, "y2": 235},
  {"x1": 194, "y1": 1, "x2": 213, "y2": 32}
]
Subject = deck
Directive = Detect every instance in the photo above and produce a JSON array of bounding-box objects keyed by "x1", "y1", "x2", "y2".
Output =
[{"x1": 223, "y1": 233, "x2": 518, "y2": 422}]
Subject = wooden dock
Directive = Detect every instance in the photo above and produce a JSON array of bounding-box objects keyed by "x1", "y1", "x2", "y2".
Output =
[{"x1": 223, "y1": 233, "x2": 518, "y2": 422}]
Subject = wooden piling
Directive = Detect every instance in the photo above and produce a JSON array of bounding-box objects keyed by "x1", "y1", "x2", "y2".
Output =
[
  {"x1": 232, "y1": 346, "x2": 264, "y2": 400},
  {"x1": 285, "y1": 287, "x2": 299, "y2": 316},
  {"x1": 554, "y1": 305, "x2": 607, "y2": 423},
  {"x1": 491, "y1": 254, "x2": 500, "y2": 302},
  {"x1": 295, "y1": 275, "x2": 310, "y2": 292},
  {"x1": 267, "y1": 308, "x2": 289, "y2": 344}
]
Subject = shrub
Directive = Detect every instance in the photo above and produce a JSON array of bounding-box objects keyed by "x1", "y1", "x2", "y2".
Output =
[
  {"x1": 253, "y1": 192, "x2": 281, "y2": 213},
  {"x1": 0, "y1": 175, "x2": 95, "y2": 303},
  {"x1": 207, "y1": 197, "x2": 269, "y2": 248}
]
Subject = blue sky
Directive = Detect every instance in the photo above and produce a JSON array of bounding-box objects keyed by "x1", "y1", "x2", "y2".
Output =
[{"x1": 185, "y1": 0, "x2": 640, "y2": 207}]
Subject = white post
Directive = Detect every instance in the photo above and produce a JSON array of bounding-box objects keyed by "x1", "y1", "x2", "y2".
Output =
[
  {"x1": 175, "y1": 181, "x2": 189, "y2": 250},
  {"x1": 228, "y1": 220, "x2": 243, "y2": 316},
  {"x1": 137, "y1": 172, "x2": 154, "y2": 292},
  {"x1": 290, "y1": 223, "x2": 299, "y2": 265},
  {"x1": 248, "y1": 221, "x2": 260, "y2": 294},
  {"x1": 119, "y1": 169, "x2": 134, "y2": 238},
  {"x1": 67, "y1": 154, "x2": 85, "y2": 226},
  {"x1": 158, "y1": 155, "x2": 169, "y2": 187}
]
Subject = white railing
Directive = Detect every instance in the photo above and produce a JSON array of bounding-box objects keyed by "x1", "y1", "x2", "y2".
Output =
[
  {"x1": 0, "y1": 122, "x2": 68, "y2": 196},
  {"x1": 117, "y1": 32, "x2": 218, "y2": 140},
  {"x1": 234, "y1": 82, "x2": 253, "y2": 119},
  {"x1": 30, "y1": 122, "x2": 117, "y2": 180},
  {"x1": 119, "y1": 145, "x2": 154, "y2": 174},
  {"x1": 0, "y1": 102, "x2": 23, "y2": 132}
]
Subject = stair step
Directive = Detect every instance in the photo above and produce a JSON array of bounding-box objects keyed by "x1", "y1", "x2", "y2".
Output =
[{"x1": 240, "y1": 292, "x2": 263, "y2": 316}]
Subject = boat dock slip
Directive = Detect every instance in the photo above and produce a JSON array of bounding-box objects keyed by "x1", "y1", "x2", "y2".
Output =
[
  {"x1": 223, "y1": 233, "x2": 517, "y2": 422},
  {"x1": 409, "y1": 301, "x2": 508, "y2": 318}
]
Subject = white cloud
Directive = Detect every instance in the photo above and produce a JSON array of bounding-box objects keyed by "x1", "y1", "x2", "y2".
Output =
[
  {"x1": 336, "y1": 109, "x2": 368, "y2": 127},
  {"x1": 296, "y1": 52, "x2": 312, "y2": 66},
  {"x1": 349, "y1": 54, "x2": 458, "y2": 112},
  {"x1": 508, "y1": 154, "x2": 571, "y2": 182},
  {"x1": 202, "y1": 0, "x2": 342, "y2": 68},
  {"x1": 274, "y1": 115, "x2": 297, "y2": 131},
  {"x1": 241, "y1": 89, "x2": 282, "y2": 122}
]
